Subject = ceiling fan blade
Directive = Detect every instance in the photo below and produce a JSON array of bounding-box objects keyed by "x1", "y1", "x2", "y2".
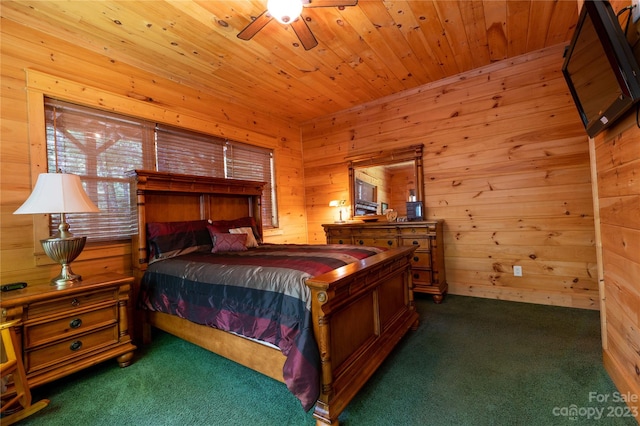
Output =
[
  {"x1": 290, "y1": 17, "x2": 318, "y2": 50},
  {"x1": 237, "y1": 10, "x2": 273, "y2": 41},
  {"x1": 304, "y1": 0, "x2": 358, "y2": 7}
]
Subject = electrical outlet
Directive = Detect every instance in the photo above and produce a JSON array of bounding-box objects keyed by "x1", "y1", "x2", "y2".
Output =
[
  {"x1": 633, "y1": 0, "x2": 640, "y2": 24},
  {"x1": 513, "y1": 265, "x2": 523, "y2": 277}
]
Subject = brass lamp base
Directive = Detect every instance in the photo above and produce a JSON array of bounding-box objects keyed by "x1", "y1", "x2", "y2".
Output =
[{"x1": 40, "y1": 236, "x2": 86, "y2": 287}]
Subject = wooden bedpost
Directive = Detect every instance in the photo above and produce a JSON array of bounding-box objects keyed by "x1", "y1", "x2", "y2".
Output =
[
  {"x1": 128, "y1": 172, "x2": 150, "y2": 345},
  {"x1": 309, "y1": 288, "x2": 335, "y2": 425}
]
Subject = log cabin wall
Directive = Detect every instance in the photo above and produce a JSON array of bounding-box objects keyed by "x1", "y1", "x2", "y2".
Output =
[
  {"x1": 594, "y1": 111, "x2": 640, "y2": 418},
  {"x1": 591, "y1": 9, "x2": 640, "y2": 408},
  {"x1": 302, "y1": 43, "x2": 600, "y2": 310},
  {"x1": 0, "y1": 20, "x2": 308, "y2": 285}
]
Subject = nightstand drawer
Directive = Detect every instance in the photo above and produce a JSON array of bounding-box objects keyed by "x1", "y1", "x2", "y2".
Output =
[
  {"x1": 27, "y1": 290, "x2": 117, "y2": 319},
  {"x1": 25, "y1": 305, "x2": 118, "y2": 348},
  {"x1": 25, "y1": 325, "x2": 119, "y2": 373}
]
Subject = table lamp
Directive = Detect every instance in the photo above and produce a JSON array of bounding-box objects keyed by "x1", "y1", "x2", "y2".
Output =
[
  {"x1": 14, "y1": 173, "x2": 100, "y2": 286},
  {"x1": 329, "y1": 199, "x2": 347, "y2": 223}
]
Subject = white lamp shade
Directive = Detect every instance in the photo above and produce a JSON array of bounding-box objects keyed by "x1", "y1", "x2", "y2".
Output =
[
  {"x1": 268, "y1": 0, "x2": 303, "y2": 24},
  {"x1": 14, "y1": 173, "x2": 100, "y2": 214}
]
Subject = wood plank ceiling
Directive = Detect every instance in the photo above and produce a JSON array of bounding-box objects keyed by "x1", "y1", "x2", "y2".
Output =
[{"x1": 1, "y1": 0, "x2": 580, "y2": 124}]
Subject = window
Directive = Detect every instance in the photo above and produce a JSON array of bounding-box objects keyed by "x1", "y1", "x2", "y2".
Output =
[
  {"x1": 155, "y1": 125, "x2": 225, "y2": 177},
  {"x1": 45, "y1": 98, "x2": 277, "y2": 241},
  {"x1": 45, "y1": 100, "x2": 156, "y2": 241},
  {"x1": 225, "y1": 141, "x2": 277, "y2": 227}
]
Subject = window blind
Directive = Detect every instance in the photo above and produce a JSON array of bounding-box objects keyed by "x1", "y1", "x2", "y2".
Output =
[
  {"x1": 226, "y1": 141, "x2": 277, "y2": 227},
  {"x1": 45, "y1": 99, "x2": 155, "y2": 241},
  {"x1": 156, "y1": 125, "x2": 225, "y2": 177},
  {"x1": 44, "y1": 98, "x2": 278, "y2": 241}
]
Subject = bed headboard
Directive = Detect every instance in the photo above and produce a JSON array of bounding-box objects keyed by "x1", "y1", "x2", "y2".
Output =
[{"x1": 128, "y1": 170, "x2": 265, "y2": 272}]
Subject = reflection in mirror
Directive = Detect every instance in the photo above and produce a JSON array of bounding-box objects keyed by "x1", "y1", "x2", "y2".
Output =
[{"x1": 347, "y1": 145, "x2": 424, "y2": 221}]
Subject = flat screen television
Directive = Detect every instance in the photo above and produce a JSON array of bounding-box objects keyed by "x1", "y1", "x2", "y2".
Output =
[{"x1": 562, "y1": 0, "x2": 640, "y2": 138}]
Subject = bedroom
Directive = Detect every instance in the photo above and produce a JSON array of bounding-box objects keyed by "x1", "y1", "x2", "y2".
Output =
[{"x1": 1, "y1": 0, "x2": 638, "y2": 423}]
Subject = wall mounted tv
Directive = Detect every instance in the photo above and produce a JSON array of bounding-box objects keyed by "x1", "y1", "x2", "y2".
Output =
[{"x1": 562, "y1": 0, "x2": 640, "y2": 138}]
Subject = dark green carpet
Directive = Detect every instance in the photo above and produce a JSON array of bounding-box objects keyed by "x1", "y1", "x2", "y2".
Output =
[{"x1": 19, "y1": 295, "x2": 637, "y2": 425}]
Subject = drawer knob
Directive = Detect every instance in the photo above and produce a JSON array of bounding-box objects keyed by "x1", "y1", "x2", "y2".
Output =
[
  {"x1": 413, "y1": 256, "x2": 420, "y2": 262},
  {"x1": 412, "y1": 240, "x2": 419, "y2": 245},
  {"x1": 338, "y1": 240, "x2": 344, "y2": 244},
  {"x1": 413, "y1": 273, "x2": 420, "y2": 279},
  {"x1": 358, "y1": 240, "x2": 364, "y2": 245},
  {"x1": 69, "y1": 318, "x2": 83, "y2": 329},
  {"x1": 71, "y1": 298, "x2": 80, "y2": 307},
  {"x1": 387, "y1": 240, "x2": 393, "y2": 246},
  {"x1": 70, "y1": 340, "x2": 83, "y2": 351}
]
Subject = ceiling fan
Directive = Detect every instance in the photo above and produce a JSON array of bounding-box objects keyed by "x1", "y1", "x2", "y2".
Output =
[{"x1": 237, "y1": 0, "x2": 358, "y2": 50}]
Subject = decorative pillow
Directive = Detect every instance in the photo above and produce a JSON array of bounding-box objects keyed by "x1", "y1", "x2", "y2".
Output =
[
  {"x1": 205, "y1": 224, "x2": 228, "y2": 235},
  {"x1": 147, "y1": 219, "x2": 211, "y2": 262},
  {"x1": 208, "y1": 217, "x2": 262, "y2": 244},
  {"x1": 229, "y1": 227, "x2": 259, "y2": 248},
  {"x1": 210, "y1": 232, "x2": 247, "y2": 253}
]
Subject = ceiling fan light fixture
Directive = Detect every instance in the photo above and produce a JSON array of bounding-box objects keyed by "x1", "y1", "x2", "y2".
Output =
[{"x1": 268, "y1": 0, "x2": 303, "y2": 24}]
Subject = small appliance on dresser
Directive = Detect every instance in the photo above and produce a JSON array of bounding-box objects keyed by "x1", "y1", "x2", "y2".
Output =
[
  {"x1": 0, "y1": 273, "x2": 136, "y2": 392},
  {"x1": 322, "y1": 220, "x2": 447, "y2": 303}
]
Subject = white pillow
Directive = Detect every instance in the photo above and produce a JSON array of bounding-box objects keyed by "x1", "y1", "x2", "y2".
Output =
[{"x1": 229, "y1": 227, "x2": 259, "y2": 248}]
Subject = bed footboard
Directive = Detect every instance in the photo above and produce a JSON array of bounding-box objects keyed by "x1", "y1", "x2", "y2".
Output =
[{"x1": 306, "y1": 245, "x2": 419, "y2": 426}]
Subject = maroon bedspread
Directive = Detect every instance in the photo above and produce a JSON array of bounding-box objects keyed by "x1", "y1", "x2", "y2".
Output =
[{"x1": 139, "y1": 244, "x2": 385, "y2": 410}]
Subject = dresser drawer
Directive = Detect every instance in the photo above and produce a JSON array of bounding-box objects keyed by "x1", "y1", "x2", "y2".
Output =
[
  {"x1": 411, "y1": 269, "x2": 434, "y2": 284},
  {"x1": 326, "y1": 227, "x2": 352, "y2": 238},
  {"x1": 410, "y1": 252, "x2": 432, "y2": 269},
  {"x1": 329, "y1": 237, "x2": 351, "y2": 245},
  {"x1": 25, "y1": 325, "x2": 119, "y2": 374},
  {"x1": 354, "y1": 236, "x2": 397, "y2": 248},
  {"x1": 27, "y1": 290, "x2": 117, "y2": 319},
  {"x1": 400, "y1": 237, "x2": 431, "y2": 249},
  {"x1": 25, "y1": 305, "x2": 118, "y2": 348},
  {"x1": 399, "y1": 224, "x2": 436, "y2": 235}
]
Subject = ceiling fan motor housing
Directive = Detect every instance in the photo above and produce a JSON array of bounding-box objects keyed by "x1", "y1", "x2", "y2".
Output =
[
  {"x1": 267, "y1": 0, "x2": 304, "y2": 24},
  {"x1": 238, "y1": 0, "x2": 358, "y2": 50}
]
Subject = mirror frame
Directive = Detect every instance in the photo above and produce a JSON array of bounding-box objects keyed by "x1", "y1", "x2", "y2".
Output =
[{"x1": 347, "y1": 144, "x2": 424, "y2": 221}]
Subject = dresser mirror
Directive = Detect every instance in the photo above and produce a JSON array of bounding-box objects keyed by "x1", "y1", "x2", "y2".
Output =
[{"x1": 347, "y1": 144, "x2": 424, "y2": 221}]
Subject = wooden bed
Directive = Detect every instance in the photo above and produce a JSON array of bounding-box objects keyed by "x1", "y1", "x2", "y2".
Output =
[{"x1": 128, "y1": 170, "x2": 419, "y2": 426}]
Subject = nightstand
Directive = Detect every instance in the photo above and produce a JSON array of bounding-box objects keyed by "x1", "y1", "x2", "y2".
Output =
[{"x1": 0, "y1": 273, "x2": 136, "y2": 389}]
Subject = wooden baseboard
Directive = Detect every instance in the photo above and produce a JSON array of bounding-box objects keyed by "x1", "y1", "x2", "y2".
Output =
[{"x1": 448, "y1": 283, "x2": 600, "y2": 310}]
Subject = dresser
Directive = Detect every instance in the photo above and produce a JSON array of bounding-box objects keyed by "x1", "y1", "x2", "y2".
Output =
[
  {"x1": 323, "y1": 220, "x2": 447, "y2": 302},
  {"x1": 0, "y1": 273, "x2": 136, "y2": 389}
]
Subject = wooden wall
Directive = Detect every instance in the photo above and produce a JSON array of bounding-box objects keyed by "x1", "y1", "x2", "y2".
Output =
[
  {"x1": 0, "y1": 20, "x2": 308, "y2": 285},
  {"x1": 302, "y1": 43, "x2": 599, "y2": 310},
  {"x1": 595, "y1": 110, "x2": 640, "y2": 417},
  {"x1": 596, "y1": 6, "x2": 640, "y2": 409}
]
